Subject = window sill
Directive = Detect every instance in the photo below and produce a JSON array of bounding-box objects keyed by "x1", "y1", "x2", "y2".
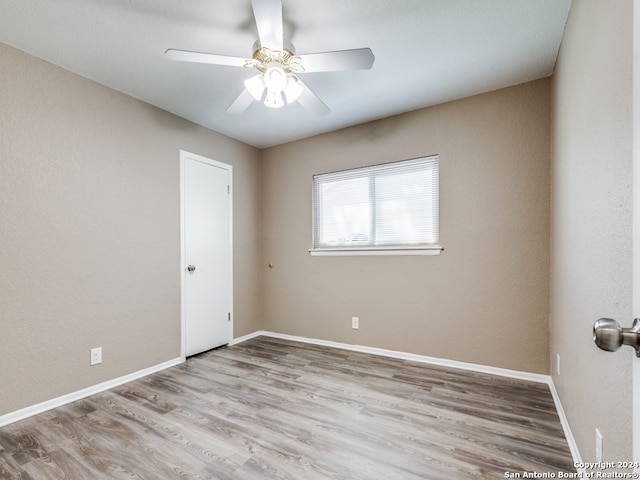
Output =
[{"x1": 309, "y1": 246, "x2": 443, "y2": 256}]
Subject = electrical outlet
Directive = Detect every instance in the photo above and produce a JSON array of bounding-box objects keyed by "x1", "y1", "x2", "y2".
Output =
[
  {"x1": 556, "y1": 354, "x2": 561, "y2": 376},
  {"x1": 352, "y1": 317, "x2": 359, "y2": 329},
  {"x1": 90, "y1": 347, "x2": 102, "y2": 366},
  {"x1": 595, "y1": 428, "x2": 603, "y2": 463}
]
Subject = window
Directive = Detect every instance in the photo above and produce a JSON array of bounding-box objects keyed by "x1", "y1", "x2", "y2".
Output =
[{"x1": 311, "y1": 155, "x2": 441, "y2": 256}]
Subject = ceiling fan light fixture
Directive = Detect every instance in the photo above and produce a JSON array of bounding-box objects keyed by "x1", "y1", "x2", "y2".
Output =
[
  {"x1": 263, "y1": 62, "x2": 287, "y2": 92},
  {"x1": 284, "y1": 75, "x2": 303, "y2": 103},
  {"x1": 245, "y1": 74, "x2": 266, "y2": 101},
  {"x1": 264, "y1": 89, "x2": 285, "y2": 108}
]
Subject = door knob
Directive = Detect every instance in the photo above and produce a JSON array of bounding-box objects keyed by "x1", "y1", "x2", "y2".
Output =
[
  {"x1": 593, "y1": 318, "x2": 640, "y2": 356},
  {"x1": 187, "y1": 265, "x2": 196, "y2": 272}
]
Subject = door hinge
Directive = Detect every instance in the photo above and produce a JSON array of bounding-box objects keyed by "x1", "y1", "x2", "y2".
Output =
[
  {"x1": 228, "y1": 312, "x2": 231, "y2": 321},
  {"x1": 227, "y1": 185, "x2": 230, "y2": 194}
]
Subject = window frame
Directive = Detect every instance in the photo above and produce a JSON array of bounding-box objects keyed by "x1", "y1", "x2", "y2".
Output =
[{"x1": 310, "y1": 155, "x2": 442, "y2": 257}]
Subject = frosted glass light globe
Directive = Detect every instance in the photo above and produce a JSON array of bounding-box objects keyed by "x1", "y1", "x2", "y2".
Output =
[{"x1": 263, "y1": 63, "x2": 287, "y2": 93}]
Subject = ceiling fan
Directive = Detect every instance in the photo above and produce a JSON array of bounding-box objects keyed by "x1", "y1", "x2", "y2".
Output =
[{"x1": 165, "y1": 0, "x2": 375, "y2": 115}]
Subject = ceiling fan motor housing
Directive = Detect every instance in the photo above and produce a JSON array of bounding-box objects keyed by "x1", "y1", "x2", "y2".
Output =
[{"x1": 250, "y1": 39, "x2": 304, "y2": 75}]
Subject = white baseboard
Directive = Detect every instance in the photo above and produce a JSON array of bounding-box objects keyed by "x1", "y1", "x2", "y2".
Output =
[
  {"x1": 237, "y1": 330, "x2": 582, "y2": 467},
  {"x1": 548, "y1": 378, "x2": 583, "y2": 471},
  {"x1": 255, "y1": 330, "x2": 549, "y2": 383},
  {"x1": 229, "y1": 330, "x2": 264, "y2": 346},
  {"x1": 0, "y1": 357, "x2": 183, "y2": 428}
]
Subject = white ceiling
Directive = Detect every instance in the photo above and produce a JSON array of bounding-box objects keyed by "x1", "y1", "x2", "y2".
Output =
[{"x1": 0, "y1": 0, "x2": 571, "y2": 149}]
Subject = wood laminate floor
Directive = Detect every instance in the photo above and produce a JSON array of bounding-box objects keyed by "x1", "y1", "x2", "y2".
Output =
[{"x1": 0, "y1": 336, "x2": 575, "y2": 479}]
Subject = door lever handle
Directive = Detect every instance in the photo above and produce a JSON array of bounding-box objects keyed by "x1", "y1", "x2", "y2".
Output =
[{"x1": 593, "y1": 318, "x2": 640, "y2": 357}]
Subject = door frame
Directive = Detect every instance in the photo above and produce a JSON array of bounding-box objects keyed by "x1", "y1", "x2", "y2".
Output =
[
  {"x1": 634, "y1": 0, "x2": 640, "y2": 465},
  {"x1": 179, "y1": 150, "x2": 233, "y2": 361}
]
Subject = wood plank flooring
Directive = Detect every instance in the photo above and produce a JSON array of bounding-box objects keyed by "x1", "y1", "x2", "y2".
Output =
[{"x1": 0, "y1": 336, "x2": 575, "y2": 479}]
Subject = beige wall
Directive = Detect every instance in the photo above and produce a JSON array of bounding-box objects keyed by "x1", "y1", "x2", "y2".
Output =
[
  {"x1": 261, "y1": 79, "x2": 551, "y2": 374},
  {"x1": 551, "y1": 0, "x2": 633, "y2": 463},
  {"x1": 0, "y1": 43, "x2": 262, "y2": 416}
]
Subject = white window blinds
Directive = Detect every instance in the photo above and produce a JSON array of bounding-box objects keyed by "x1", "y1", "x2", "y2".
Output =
[{"x1": 312, "y1": 155, "x2": 439, "y2": 253}]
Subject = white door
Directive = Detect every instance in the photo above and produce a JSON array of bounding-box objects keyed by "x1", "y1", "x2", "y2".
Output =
[
  {"x1": 181, "y1": 151, "x2": 233, "y2": 357},
  {"x1": 634, "y1": 0, "x2": 640, "y2": 465}
]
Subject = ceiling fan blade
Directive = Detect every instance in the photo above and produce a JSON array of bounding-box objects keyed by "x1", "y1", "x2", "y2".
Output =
[
  {"x1": 295, "y1": 79, "x2": 330, "y2": 116},
  {"x1": 226, "y1": 88, "x2": 256, "y2": 114},
  {"x1": 297, "y1": 48, "x2": 375, "y2": 73},
  {"x1": 251, "y1": 0, "x2": 283, "y2": 51},
  {"x1": 165, "y1": 49, "x2": 248, "y2": 67}
]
